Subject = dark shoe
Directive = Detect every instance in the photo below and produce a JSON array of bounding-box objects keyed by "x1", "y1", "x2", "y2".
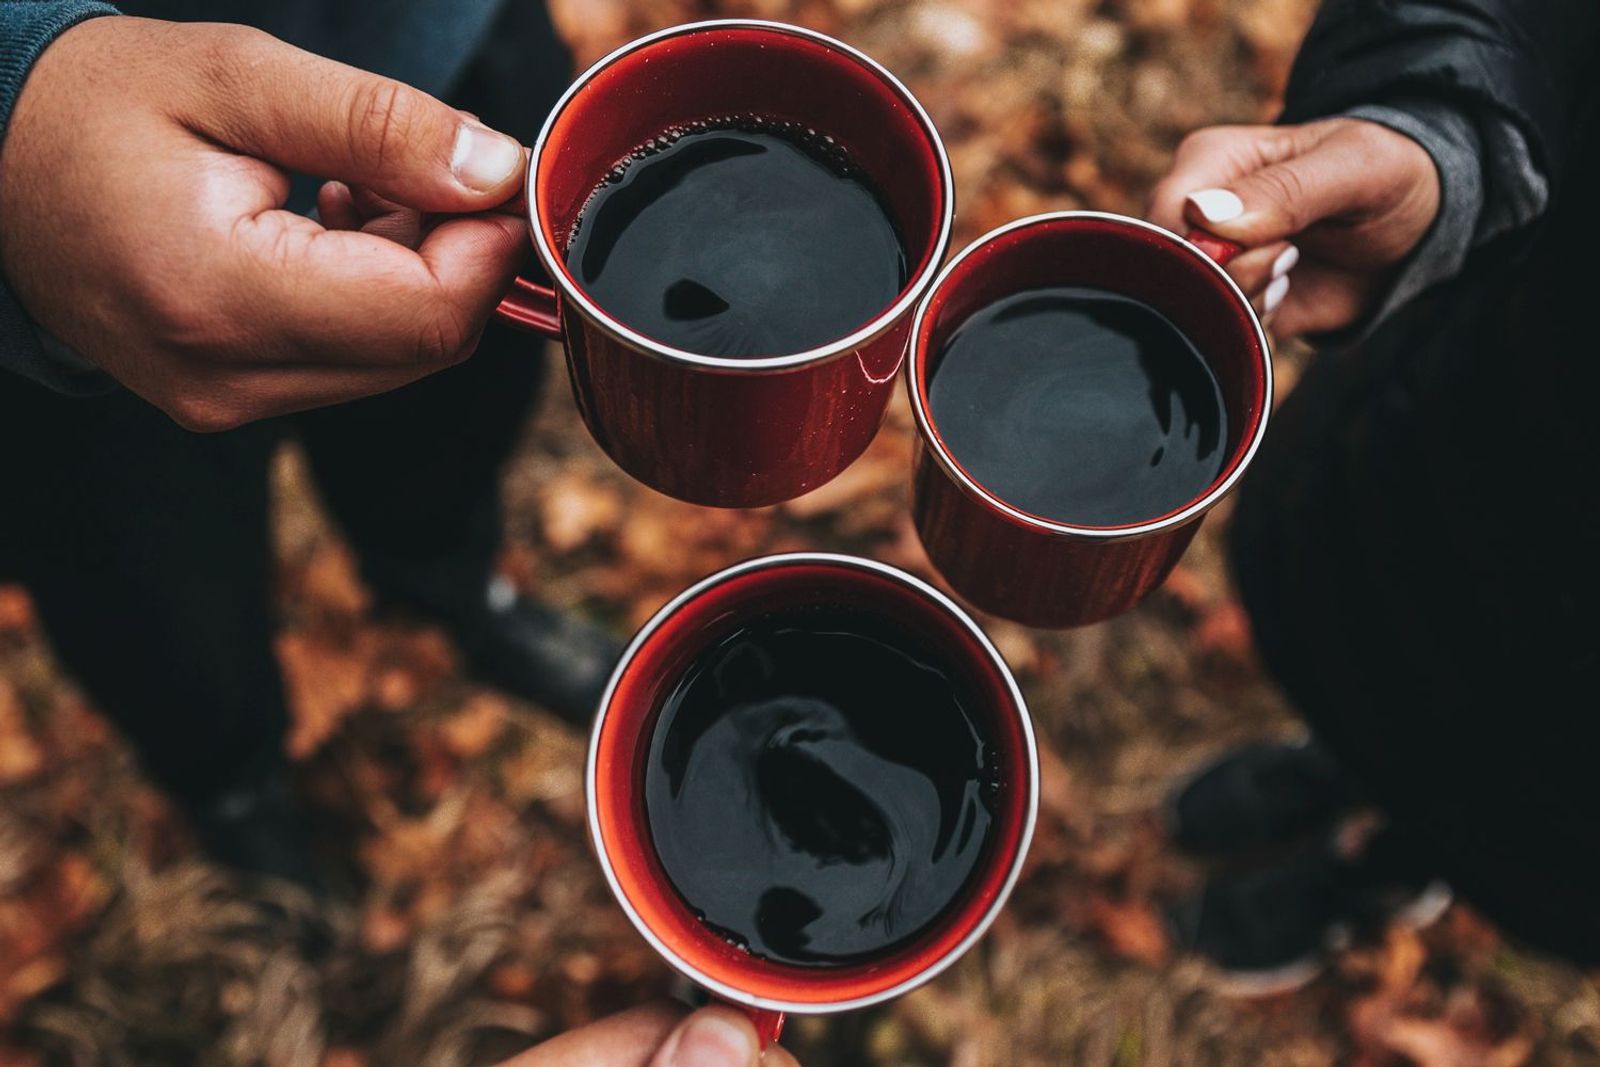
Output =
[
  {"x1": 187, "y1": 767, "x2": 325, "y2": 894},
  {"x1": 1167, "y1": 737, "x2": 1358, "y2": 857},
  {"x1": 1168, "y1": 839, "x2": 1354, "y2": 995},
  {"x1": 1168, "y1": 837, "x2": 1451, "y2": 997},
  {"x1": 447, "y1": 577, "x2": 624, "y2": 726}
]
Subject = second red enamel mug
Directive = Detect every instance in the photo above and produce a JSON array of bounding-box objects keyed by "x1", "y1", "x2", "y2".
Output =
[{"x1": 907, "y1": 212, "x2": 1272, "y2": 628}]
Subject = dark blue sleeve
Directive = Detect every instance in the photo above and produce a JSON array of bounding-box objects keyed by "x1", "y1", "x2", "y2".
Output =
[{"x1": 2, "y1": 0, "x2": 120, "y2": 392}]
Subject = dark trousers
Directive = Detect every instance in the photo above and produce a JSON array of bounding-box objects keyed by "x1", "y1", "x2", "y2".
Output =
[
  {"x1": 1228, "y1": 312, "x2": 1600, "y2": 963},
  {"x1": 0, "y1": 330, "x2": 546, "y2": 804},
  {"x1": 0, "y1": 0, "x2": 569, "y2": 806}
]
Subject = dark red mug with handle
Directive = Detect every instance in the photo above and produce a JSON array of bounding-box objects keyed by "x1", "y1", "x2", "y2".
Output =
[
  {"x1": 588, "y1": 553, "x2": 1037, "y2": 1046},
  {"x1": 495, "y1": 21, "x2": 955, "y2": 509},
  {"x1": 907, "y1": 212, "x2": 1270, "y2": 629}
]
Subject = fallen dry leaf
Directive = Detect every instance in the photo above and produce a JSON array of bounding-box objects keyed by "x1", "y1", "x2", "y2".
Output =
[
  {"x1": 0, "y1": 681, "x2": 44, "y2": 786},
  {"x1": 1085, "y1": 893, "x2": 1169, "y2": 966},
  {"x1": 0, "y1": 586, "x2": 34, "y2": 633},
  {"x1": 437, "y1": 693, "x2": 509, "y2": 761},
  {"x1": 277, "y1": 632, "x2": 371, "y2": 760},
  {"x1": 540, "y1": 472, "x2": 626, "y2": 554}
]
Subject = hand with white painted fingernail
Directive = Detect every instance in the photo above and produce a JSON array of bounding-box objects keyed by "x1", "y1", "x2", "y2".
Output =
[
  {"x1": 1271, "y1": 245, "x2": 1300, "y2": 279},
  {"x1": 1262, "y1": 275, "x2": 1291, "y2": 318},
  {"x1": 1146, "y1": 117, "x2": 1439, "y2": 337},
  {"x1": 1186, "y1": 188, "x2": 1245, "y2": 225}
]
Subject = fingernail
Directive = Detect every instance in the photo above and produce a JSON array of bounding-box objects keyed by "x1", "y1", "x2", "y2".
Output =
[
  {"x1": 1187, "y1": 188, "x2": 1244, "y2": 224},
  {"x1": 1271, "y1": 244, "x2": 1300, "y2": 279},
  {"x1": 667, "y1": 1013, "x2": 756, "y2": 1067},
  {"x1": 452, "y1": 123, "x2": 523, "y2": 192},
  {"x1": 1264, "y1": 275, "x2": 1290, "y2": 315}
]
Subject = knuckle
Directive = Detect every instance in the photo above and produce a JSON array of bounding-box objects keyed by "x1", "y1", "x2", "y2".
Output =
[
  {"x1": 196, "y1": 22, "x2": 255, "y2": 60},
  {"x1": 349, "y1": 78, "x2": 416, "y2": 172},
  {"x1": 140, "y1": 281, "x2": 212, "y2": 351},
  {"x1": 247, "y1": 216, "x2": 314, "y2": 276},
  {"x1": 168, "y1": 390, "x2": 245, "y2": 434},
  {"x1": 198, "y1": 24, "x2": 271, "y2": 89},
  {"x1": 131, "y1": 256, "x2": 240, "y2": 358},
  {"x1": 1174, "y1": 129, "x2": 1218, "y2": 159},
  {"x1": 413, "y1": 303, "x2": 472, "y2": 366},
  {"x1": 1256, "y1": 166, "x2": 1310, "y2": 225},
  {"x1": 1177, "y1": 125, "x2": 1245, "y2": 156}
]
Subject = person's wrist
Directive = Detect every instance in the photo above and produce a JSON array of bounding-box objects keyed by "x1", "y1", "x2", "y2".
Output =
[
  {"x1": 0, "y1": 2, "x2": 120, "y2": 137},
  {"x1": 1, "y1": 12, "x2": 122, "y2": 283}
]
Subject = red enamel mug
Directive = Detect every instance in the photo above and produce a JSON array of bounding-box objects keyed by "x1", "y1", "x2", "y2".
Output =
[
  {"x1": 495, "y1": 21, "x2": 955, "y2": 508},
  {"x1": 588, "y1": 553, "x2": 1038, "y2": 1044},
  {"x1": 907, "y1": 212, "x2": 1271, "y2": 629}
]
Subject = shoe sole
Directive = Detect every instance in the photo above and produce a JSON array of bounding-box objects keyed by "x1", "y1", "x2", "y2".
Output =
[
  {"x1": 1188, "y1": 883, "x2": 1452, "y2": 1000},
  {"x1": 1191, "y1": 952, "x2": 1327, "y2": 999},
  {"x1": 1391, "y1": 880, "x2": 1454, "y2": 931}
]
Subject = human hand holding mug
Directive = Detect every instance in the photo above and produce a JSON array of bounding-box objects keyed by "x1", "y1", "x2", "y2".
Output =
[
  {"x1": 495, "y1": 1002, "x2": 800, "y2": 1067},
  {"x1": 0, "y1": 16, "x2": 529, "y2": 430},
  {"x1": 1147, "y1": 117, "x2": 1440, "y2": 336}
]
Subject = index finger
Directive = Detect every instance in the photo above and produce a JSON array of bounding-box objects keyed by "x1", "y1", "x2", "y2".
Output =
[
  {"x1": 1146, "y1": 123, "x2": 1331, "y2": 234},
  {"x1": 217, "y1": 208, "x2": 527, "y2": 368}
]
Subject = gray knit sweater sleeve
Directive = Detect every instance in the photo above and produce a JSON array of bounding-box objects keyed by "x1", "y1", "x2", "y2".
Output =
[
  {"x1": 2, "y1": 1, "x2": 120, "y2": 392},
  {"x1": 1340, "y1": 97, "x2": 1548, "y2": 337}
]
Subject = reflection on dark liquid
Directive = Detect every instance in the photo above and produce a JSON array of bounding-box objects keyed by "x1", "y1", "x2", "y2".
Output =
[
  {"x1": 565, "y1": 120, "x2": 908, "y2": 358},
  {"x1": 644, "y1": 606, "x2": 997, "y2": 966},
  {"x1": 928, "y1": 286, "x2": 1228, "y2": 526}
]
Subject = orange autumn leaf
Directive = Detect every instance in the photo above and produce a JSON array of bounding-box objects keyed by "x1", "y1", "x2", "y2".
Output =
[
  {"x1": 0, "y1": 681, "x2": 44, "y2": 787},
  {"x1": 0, "y1": 586, "x2": 34, "y2": 633},
  {"x1": 319, "y1": 1051, "x2": 368, "y2": 1067},
  {"x1": 1086, "y1": 893, "x2": 1169, "y2": 966},
  {"x1": 437, "y1": 693, "x2": 509, "y2": 761},
  {"x1": 300, "y1": 541, "x2": 369, "y2": 618},
  {"x1": 277, "y1": 632, "x2": 370, "y2": 760},
  {"x1": 541, "y1": 472, "x2": 626, "y2": 554},
  {"x1": 1194, "y1": 598, "x2": 1255, "y2": 661}
]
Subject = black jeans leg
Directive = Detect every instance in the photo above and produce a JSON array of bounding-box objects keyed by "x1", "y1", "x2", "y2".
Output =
[
  {"x1": 0, "y1": 373, "x2": 285, "y2": 806},
  {"x1": 293, "y1": 324, "x2": 548, "y2": 618},
  {"x1": 1228, "y1": 351, "x2": 1600, "y2": 964},
  {"x1": 294, "y1": 1, "x2": 569, "y2": 616}
]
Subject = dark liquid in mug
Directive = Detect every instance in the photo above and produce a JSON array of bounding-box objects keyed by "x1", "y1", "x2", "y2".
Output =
[
  {"x1": 644, "y1": 605, "x2": 997, "y2": 967},
  {"x1": 566, "y1": 118, "x2": 908, "y2": 358},
  {"x1": 927, "y1": 286, "x2": 1227, "y2": 526}
]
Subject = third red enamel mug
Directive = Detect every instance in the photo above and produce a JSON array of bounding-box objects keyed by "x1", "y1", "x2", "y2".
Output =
[{"x1": 588, "y1": 553, "x2": 1037, "y2": 1042}]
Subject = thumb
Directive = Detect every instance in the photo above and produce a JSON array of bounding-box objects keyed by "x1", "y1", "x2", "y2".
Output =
[
  {"x1": 188, "y1": 25, "x2": 525, "y2": 211},
  {"x1": 647, "y1": 1007, "x2": 761, "y2": 1067},
  {"x1": 1181, "y1": 131, "x2": 1384, "y2": 247}
]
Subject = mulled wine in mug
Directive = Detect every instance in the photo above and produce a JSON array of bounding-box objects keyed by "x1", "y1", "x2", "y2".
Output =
[
  {"x1": 908, "y1": 212, "x2": 1273, "y2": 628},
  {"x1": 589, "y1": 554, "x2": 1038, "y2": 1043},
  {"x1": 494, "y1": 21, "x2": 954, "y2": 508}
]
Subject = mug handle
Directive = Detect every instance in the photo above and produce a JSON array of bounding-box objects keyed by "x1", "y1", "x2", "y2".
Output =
[
  {"x1": 717, "y1": 999, "x2": 786, "y2": 1048},
  {"x1": 495, "y1": 276, "x2": 564, "y2": 338},
  {"x1": 1184, "y1": 228, "x2": 1244, "y2": 267}
]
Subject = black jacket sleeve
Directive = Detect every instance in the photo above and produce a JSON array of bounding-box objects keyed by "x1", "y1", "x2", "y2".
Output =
[
  {"x1": 1282, "y1": 0, "x2": 1600, "y2": 195},
  {"x1": 1280, "y1": 0, "x2": 1600, "y2": 335}
]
